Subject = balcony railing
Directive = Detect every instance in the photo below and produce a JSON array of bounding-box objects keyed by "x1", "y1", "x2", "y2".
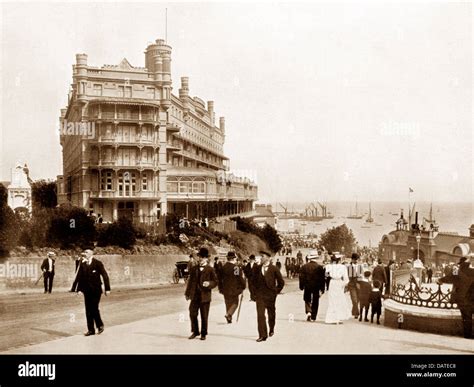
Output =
[
  {"x1": 117, "y1": 111, "x2": 139, "y2": 119},
  {"x1": 89, "y1": 160, "x2": 158, "y2": 168},
  {"x1": 141, "y1": 113, "x2": 155, "y2": 121},
  {"x1": 90, "y1": 137, "x2": 157, "y2": 146},
  {"x1": 91, "y1": 112, "x2": 156, "y2": 122},
  {"x1": 177, "y1": 149, "x2": 224, "y2": 169},
  {"x1": 101, "y1": 112, "x2": 115, "y2": 120},
  {"x1": 167, "y1": 142, "x2": 183, "y2": 151},
  {"x1": 89, "y1": 190, "x2": 159, "y2": 199}
]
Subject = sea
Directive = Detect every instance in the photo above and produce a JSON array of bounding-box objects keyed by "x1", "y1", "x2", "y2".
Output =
[{"x1": 274, "y1": 201, "x2": 473, "y2": 248}]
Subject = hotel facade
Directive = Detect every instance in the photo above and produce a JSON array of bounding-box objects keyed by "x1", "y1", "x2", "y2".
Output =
[{"x1": 57, "y1": 39, "x2": 257, "y2": 224}]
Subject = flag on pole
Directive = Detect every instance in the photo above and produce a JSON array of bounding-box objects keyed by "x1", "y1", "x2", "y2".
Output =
[{"x1": 409, "y1": 188, "x2": 414, "y2": 193}]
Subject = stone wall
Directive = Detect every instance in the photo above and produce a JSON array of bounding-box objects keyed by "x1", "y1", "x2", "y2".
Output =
[{"x1": 0, "y1": 254, "x2": 189, "y2": 292}]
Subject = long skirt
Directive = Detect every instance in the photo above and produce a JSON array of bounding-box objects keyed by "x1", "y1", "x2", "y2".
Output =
[{"x1": 325, "y1": 279, "x2": 351, "y2": 324}]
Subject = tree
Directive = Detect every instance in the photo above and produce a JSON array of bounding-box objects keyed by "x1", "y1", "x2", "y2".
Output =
[
  {"x1": 0, "y1": 204, "x2": 19, "y2": 257},
  {"x1": 319, "y1": 224, "x2": 357, "y2": 255},
  {"x1": 261, "y1": 224, "x2": 283, "y2": 253},
  {"x1": 26, "y1": 208, "x2": 55, "y2": 248},
  {"x1": 232, "y1": 216, "x2": 261, "y2": 235},
  {"x1": 31, "y1": 180, "x2": 57, "y2": 214},
  {"x1": 0, "y1": 183, "x2": 7, "y2": 207}
]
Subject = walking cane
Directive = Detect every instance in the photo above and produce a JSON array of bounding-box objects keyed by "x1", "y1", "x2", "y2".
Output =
[
  {"x1": 34, "y1": 272, "x2": 44, "y2": 286},
  {"x1": 70, "y1": 258, "x2": 83, "y2": 292},
  {"x1": 236, "y1": 292, "x2": 244, "y2": 322}
]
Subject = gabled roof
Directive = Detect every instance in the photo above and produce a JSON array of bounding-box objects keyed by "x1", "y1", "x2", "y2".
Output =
[
  {"x1": 118, "y1": 58, "x2": 133, "y2": 70},
  {"x1": 254, "y1": 206, "x2": 275, "y2": 218}
]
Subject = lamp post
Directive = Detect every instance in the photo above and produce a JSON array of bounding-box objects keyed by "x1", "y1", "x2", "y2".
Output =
[{"x1": 415, "y1": 234, "x2": 422, "y2": 284}]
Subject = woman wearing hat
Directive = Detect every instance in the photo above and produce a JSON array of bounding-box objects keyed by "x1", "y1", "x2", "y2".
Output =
[{"x1": 324, "y1": 255, "x2": 351, "y2": 324}]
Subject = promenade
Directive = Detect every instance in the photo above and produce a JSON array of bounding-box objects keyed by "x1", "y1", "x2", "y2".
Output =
[{"x1": 4, "y1": 280, "x2": 472, "y2": 355}]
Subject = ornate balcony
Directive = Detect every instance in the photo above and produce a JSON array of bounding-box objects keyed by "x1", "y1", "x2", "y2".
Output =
[
  {"x1": 88, "y1": 160, "x2": 158, "y2": 169},
  {"x1": 89, "y1": 190, "x2": 160, "y2": 199}
]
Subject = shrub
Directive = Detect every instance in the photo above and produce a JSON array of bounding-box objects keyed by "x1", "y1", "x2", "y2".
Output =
[
  {"x1": 154, "y1": 234, "x2": 168, "y2": 245},
  {"x1": 231, "y1": 216, "x2": 282, "y2": 254},
  {"x1": 134, "y1": 225, "x2": 148, "y2": 239},
  {"x1": 47, "y1": 204, "x2": 96, "y2": 249},
  {"x1": 97, "y1": 217, "x2": 136, "y2": 249}
]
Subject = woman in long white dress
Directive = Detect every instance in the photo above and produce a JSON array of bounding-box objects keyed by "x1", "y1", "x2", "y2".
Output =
[{"x1": 324, "y1": 255, "x2": 351, "y2": 324}]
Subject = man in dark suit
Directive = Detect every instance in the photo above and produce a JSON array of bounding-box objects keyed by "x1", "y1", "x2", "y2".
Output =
[
  {"x1": 251, "y1": 251, "x2": 285, "y2": 342},
  {"x1": 40, "y1": 252, "x2": 56, "y2": 293},
  {"x1": 372, "y1": 260, "x2": 388, "y2": 293},
  {"x1": 284, "y1": 256, "x2": 291, "y2": 279},
  {"x1": 299, "y1": 251, "x2": 325, "y2": 321},
  {"x1": 244, "y1": 255, "x2": 257, "y2": 301},
  {"x1": 213, "y1": 257, "x2": 222, "y2": 280},
  {"x1": 384, "y1": 260, "x2": 395, "y2": 295},
  {"x1": 71, "y1": 249, "x2": 111, "y2": 336},
  {"x1": 275, "y1": 259, "x2": 282, "y2": 271},
  {"x1": 438, "y1": 257, "x2": 474, "y2": 338},
  {"x1": 219, "y1": 251, "x2": 246, "y2": 323},
  {"x1": 185, "y1": 247, "x2": 218, "y2": 340}
]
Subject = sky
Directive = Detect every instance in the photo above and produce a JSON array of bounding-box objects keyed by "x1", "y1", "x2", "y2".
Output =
[{"x1": 0, "y1": 1, "x2": 472, "y2": 204}]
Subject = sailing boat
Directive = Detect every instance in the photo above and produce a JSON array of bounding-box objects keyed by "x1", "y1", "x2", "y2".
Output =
[
  {"x1": 423, "y1": 202, "x2": 438, "y2": 230},
  {"x1": 423, "y1": 203, "x2": 435, "y2": 224},
  {"x1": 347, "y1": 201, "x2": 363, "y2": 219},
  {"x1": 365, "y1": 203, "x2": 374, "y2": 223}
]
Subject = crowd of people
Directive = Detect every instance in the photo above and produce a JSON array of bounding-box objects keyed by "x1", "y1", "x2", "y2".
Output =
[
  {"x1": 280, "y1": 234, "x2": 318, "y2": 254},
  {"x1": 183, "y1": 247, "x2": 402, "y2": 341},
  {"x1": 184, "y1": 246, "x2": 473, "y2": 340},
  {"x1": 36, "y1": 243, "x2": 472, "y2": 341}
]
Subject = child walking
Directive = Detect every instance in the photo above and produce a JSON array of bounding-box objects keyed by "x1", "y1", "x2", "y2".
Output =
[
  {"x1": 369, "y1": 280, "x2": 383, "y2": 324},
  {"x1": 357, "y1": 271, "x2": 372, "y2": 322}
]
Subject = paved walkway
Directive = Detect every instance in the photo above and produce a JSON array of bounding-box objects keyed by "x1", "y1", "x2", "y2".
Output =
[{"x1": 4, "y1": 281, "x2": 473, "y2": 354}]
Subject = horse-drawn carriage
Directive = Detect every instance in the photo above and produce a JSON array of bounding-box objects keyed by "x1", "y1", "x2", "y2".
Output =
[{"x1": 173, "y1": 261, "x2": 190, "y2": 284}]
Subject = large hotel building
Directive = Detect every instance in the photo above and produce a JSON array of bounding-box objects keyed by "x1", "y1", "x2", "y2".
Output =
[{"x1": 57, "y1": 38, "x2": 257, "y2": 224}]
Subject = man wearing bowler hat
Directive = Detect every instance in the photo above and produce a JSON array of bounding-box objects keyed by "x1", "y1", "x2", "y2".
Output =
[
  {"x1": 299, "y1": 250, "x2": 326, "y2": 321},
  {"x1": 219, "y1": 251, "x2": 246, "y2": 323},
  {"x1": 251, "y1": 251, "x2": 285, "y2": 342},
  {"x1": 71, "y1": 249, "x2": 111, "y2": 336},
  {"x1": 244, "y1": 255, "x2": 257, "y2": 301},
  {"x1": 185, "y1": 247, "x2": 218, "y2": 340}
]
